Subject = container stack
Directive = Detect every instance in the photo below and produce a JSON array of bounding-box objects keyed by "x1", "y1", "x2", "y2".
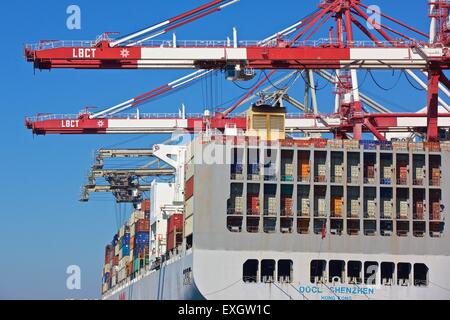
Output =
[
  {"x1": 344, "y1": 140, "x2": 360, "y2": 150},
  {"x1": 317, "y1": 164, "x2": 327, "y2": 182},
  {"x1": 367, "y1": 200, "x2": 376, "y2": 218},
  {"x1": 329, "y1": 139, "x2": 343, "y2": 149},
  {"x1": 383, "y1": 200, "x2": 393, "y2": 219},
  {"x1": 284, "y1": 163, "x2": 294, "y2": 181},
  {"x1": 366, "y1": 163, "x2": 375, "y2": 184},
  {"x1": 415, "y1": 167, "x2": 425, "y2": 185},
  {"x1": 361, "y1": 140, "x2": 378, "y2": 150},
  {"x1": 415, "y1": 201, "x2": 424, "y2": 220},
  {"x1": 398, "y1": 164, "x2": 408, "y2": 185},
  {"x1": 350, "y1": 199, "x2": 360, "y2": 218},
  {"x1": 431, "y1": 168, "x2": 441, "y2": 186},
  {"x1": 350, "y1": 165, "x2": 360, "y2": 183},
  {"x1": 167, "y1": 214, "x2": 184, "y2": 253},
  {"x1": 331, "y1": 196, "x2": 343, "y2": 217},
  {"x1": 248, "y1": 195, "x2": 260, "y2": 215},
  {"x1": 281, "y1": 197, "x2": 293, "y2": 216},
  {"x1": 300, "y1": 198, "x2": 310, "y2": 216},
  {"x1": 234, "y1": 196, "x2": 244, "y2": 214},
  {"x1": 393, "y1": 141, "x2": 408, "y2": 151},
  {"x1": 249, "y1": 164, "x2": 260, "y2": 180},
  {"x1": 317, "y1": 198, "x2": 326, "y2": 217},
  {"x1": 333, "y1": 164, "x2": 344, "y2": 183},
  {"x1": 432, "y1": 202, "x2": 441, "y2": 221},
  {"x1": 298, "y1": 153, "x2": 310, "y2": 181},
  {"x1": 382, "y1": 166, "x2": 393, "y2": 184},
  {"x1": 267, "y1": 196, "x2": 277, "y2": 215},
  {"x1": 399, "y1": 201, "x2": 409, "y2": 219}
]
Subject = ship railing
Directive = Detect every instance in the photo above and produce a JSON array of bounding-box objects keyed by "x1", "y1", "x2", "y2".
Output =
[{"x1": 25, "y1": 38, "x2": 423, "y2": 50}]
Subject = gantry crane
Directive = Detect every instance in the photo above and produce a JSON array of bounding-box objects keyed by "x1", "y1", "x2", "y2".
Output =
[{"x1": 25, "y1": 0, "x2": 450, "y2": 141}]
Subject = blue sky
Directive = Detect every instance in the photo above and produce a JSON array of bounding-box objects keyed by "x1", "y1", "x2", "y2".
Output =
[{"x1": 0, "y1": 0, "x2": 434, "y2": 299}]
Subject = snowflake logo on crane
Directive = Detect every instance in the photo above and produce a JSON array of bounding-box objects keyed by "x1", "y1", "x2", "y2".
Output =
[
  {"x1": 97, "y1": 120, "x2": 105, "y2": 128},
  {"x1": 120, "y1": 48, "x2": 130, "y2": 58}
]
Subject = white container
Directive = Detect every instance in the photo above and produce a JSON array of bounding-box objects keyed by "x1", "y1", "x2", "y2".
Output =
[
  {"x1": 119, "y1": 226, "x2": 125, "y2": 238},
  {"x1": 115, "y1": 244, "x2": 120, "y2": 256},
  {"x1": 130, "y1": 224, "x2": 136, "y2": 237},
  {"x1": 334, "y1": 165, "x2": 343, "y2": 177},
  {"x1": 118, "y1": 268, "x2": 128, "y2": 282},
  {"x1": 399, "y1": 201, "x2": 409, "y2": 219},
  {"x1": 415, "y1": 167, "x2": 424, "y2": 180},
  {"x1": 119, "y1": 257, "x2": 130, "y2": 270},
  {"x1": 383, "y1": 166, "x2": 393, "y2": 179},
  {"x1": 350, "y1": 200, "x2": 360, "y2": 217},
  {"x1": 268, "y1": 197, "x2": 277, "y2": 214},
  {"x1": 104, "y1": 264, "x2": 111, "y2": 273},
  {"x1": 285, "y1": 164, "x2": 294, "y2": 176},
  {"x1": 301, "y1": 199, "x2": 310, "y2": 216},
  {"x1": 318, "y1": 164, "x2": 327, "y2": 176},
  {"x1": 317, "y1": 198, "x2": 326, "y2": 217},
  {"x1": 383, "y1": 201, "x2": 393, "y2": 218},
  {"x1": 351, "y1": 166, "x2": 360, "y2": 178},
  {"x1": 235, "y1": 197, "x2": 244, "y2": 212},
  {"x1": 129, "y1": 211, "x2": 145, "y2": 226},
  {"x1": 367, "y1": 201, "x2": 376, "y2": 218}
]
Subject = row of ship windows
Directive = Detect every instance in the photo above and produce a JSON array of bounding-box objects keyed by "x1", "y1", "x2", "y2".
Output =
[
  {"x1": 243, "y1": 259, "x2": 429, "y2": 287},
  {"x1": 228, "y1": 217, "x2": 445, "y2": 238}
]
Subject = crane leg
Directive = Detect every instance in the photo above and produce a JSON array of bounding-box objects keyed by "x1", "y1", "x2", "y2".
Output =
[{"x1": 427, "y1": 69, "x2": 440, "y2": 142}]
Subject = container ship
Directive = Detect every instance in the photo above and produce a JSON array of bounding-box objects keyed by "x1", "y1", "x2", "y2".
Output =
[
  {"x1": 99, "y1": 107, "x2": 450, "y2": 300},
  {"x1": 22, "y1": 0, "x2": 450, "y2": 301}
]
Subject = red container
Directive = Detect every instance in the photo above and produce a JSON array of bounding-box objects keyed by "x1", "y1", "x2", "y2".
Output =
[
  {"x1": 415, "y1": 202, "x2": 424, "y2": 220},
  {"x1": 432, "y1": 202, "x2": 441, "y2": 220},
  {"x1": 310, "y1": 138, "x2": 327, "y2": 148},
  {"x1": 185, "y1": 177, "x2": 194, "y2": 201},
  {"x1": 295, "y1": 140, "x2": 311, "y2": 148},
  {"x1": 367, "y1": 166, "x2": 375, "y2": 179},
  {"x1": 431, "y1": 177, "x2": 441, "y2": 186},
  {"x1": 425, "y1": 142, "x2": 441, "y2": 152},
  {"x1": 136, "y1": 219, "x2": 150, "y2": 233},
  {"x1": 247, "y1": 195, "x2": 260, "y2": 215},
  {"x1": 281, "y1": 197, "x2": 293, "y2": 216},
  {"x1": 281, "y1": 139, "x2": 294, "y2": 147},
  {"x1": 167, "y1": 214, "x2": 184, "y2": 234},
  {"x1": 142, "y1": 199, "x2": 151, "y2": 213},
  {"x1": 167, "y1": 230, "x2": 183, "y2": 252},
  {"x1": 104, "y1": 245, "x2": 112, "y2": 264},
  {"x1": 167, "y1": 214, "x2": 184, "y2": 251}
]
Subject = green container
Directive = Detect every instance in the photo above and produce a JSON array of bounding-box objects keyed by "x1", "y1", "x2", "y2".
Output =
[{"x1": 134, "y1": 258, "x2": 140, "y2": 272}]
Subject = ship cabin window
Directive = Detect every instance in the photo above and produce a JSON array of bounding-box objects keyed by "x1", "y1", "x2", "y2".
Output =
[
  {"x1": 381, "y1": 262, "x2": 395, "y2": 286},
  {"x1": 329, "y1": 260, "x2": 345, "y2": 284},
  {"x1": 397, "y1": 263, "x2": 412, "y2": 286},
  {"x1": 414, "y1": 264, "x2": 429, "y2": 287},
  {"x1": 347, "y1": 261, "x2": 362, "y2": 285},
  {"x1": 277, "y1": 260, "x2": 293, "y2": 283},
  {"x1": 364, "y1": 262, "x2": 379, "y2": 285},
  {"x1": 310, "y1": 260, "x2": 326, "y2": 284},
  {"x1": 261, "y1": 260, "x2": 276, "y2": 283},
  {"x1": 243, "y1": 260, "x2": 259, "y2": 283}
]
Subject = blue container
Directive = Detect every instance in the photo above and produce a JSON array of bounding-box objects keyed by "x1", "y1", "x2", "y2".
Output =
[
  {"x1": 379, "y1": 141, "x2": 392, "y2": 150},
  {"x1": 135, "y1": 232, "x2": 149, "y2": 244},
  {"x1": 122, "y1": 245, "x2": 130, "y2": 256},
  {"x1": 360, "y1": 140, "x2": 378, "y2": 150}
]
